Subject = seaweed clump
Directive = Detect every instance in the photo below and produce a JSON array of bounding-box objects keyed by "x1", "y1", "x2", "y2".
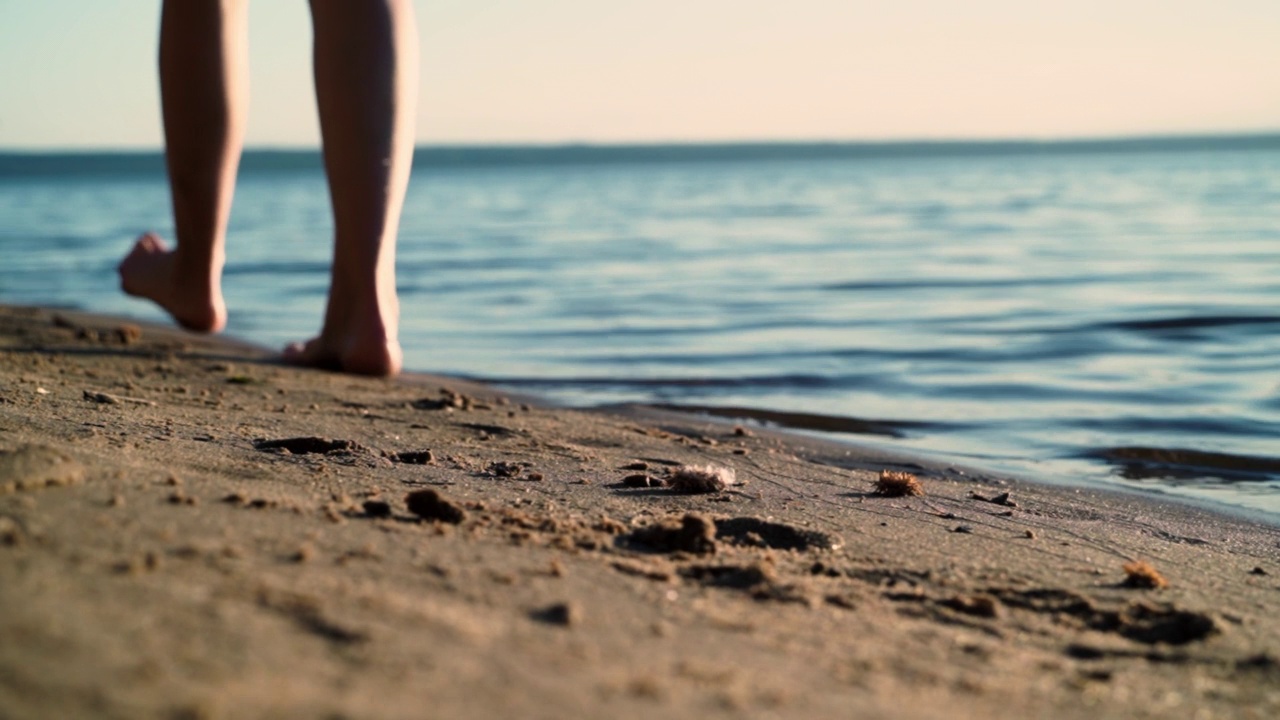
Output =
[
  {"x1": 873, "y1": 470, "x2": 923, "y2": 497},
  {"x1": 668, "y1": 464, "x2": 737, "y2": 494},
  {"x1": 1122, "y1": 560, "x2": 1168, "y2": 589}
]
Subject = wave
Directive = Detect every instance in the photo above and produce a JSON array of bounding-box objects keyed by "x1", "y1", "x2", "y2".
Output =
[
  {"x1": 1095, "y1": 314, "x2": 1280, "y2": 335},
  {"x1": 644, "y1": 403, "x2": 944, "y2": 439},
  {"x1": 468, "y1": 373, "x2": 857, "y2": 391},
  {"x1": 1084, "y1": 446, "x2": 1280, "y2": 483}
]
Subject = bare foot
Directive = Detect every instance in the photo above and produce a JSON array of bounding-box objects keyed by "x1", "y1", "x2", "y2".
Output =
[
  {"x1": 118, "y1": 233, "x2": 227, "y2": 333},
  {"x1": 282, "y1": 299, "x2": 403, "y2": 378}
]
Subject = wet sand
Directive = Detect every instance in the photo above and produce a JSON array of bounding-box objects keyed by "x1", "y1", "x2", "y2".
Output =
[{"x1": 2, "y1": 304, "x2": 1279, "y2": 719}]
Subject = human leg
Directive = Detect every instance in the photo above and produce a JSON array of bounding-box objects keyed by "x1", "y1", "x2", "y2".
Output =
[
  {"x1": 119, "y1": 0, "x2": 249, "y2": 333},
  {"x1": 283, "y1": 0, "x2": 418, "y2": 377}
]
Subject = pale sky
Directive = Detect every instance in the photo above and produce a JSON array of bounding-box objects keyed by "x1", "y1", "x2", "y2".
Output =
[{"x1": 1, "y1": 0, "x2": 1278, "y2": 149}]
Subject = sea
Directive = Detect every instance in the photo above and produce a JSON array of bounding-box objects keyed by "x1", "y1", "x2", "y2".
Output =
[{"x1": 3, "y1": 136, "x2": 1280, "y2": 521}]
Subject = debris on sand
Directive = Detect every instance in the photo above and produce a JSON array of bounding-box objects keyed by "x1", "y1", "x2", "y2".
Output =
[
  {"x1": 668, "y1": 464, "x2": 737, "y2": 494},
  {"x1": 83, "y1": 390, "x2": 156, "y2": 407},
  {"x1": 1122, "y1": 561, "x2": 1169, "y2": 589},
  {"x1": 970, "y1": 490, "x2": 1017, "y2": 508},
  {"x1": 485, "y1": 460, "x2": 528, "y2": 478},
  {"x1": 253, "y1": 437, "x2": 367, "y2": 455},
  {"x1": 412, "y1": 388, "x2": 474, "y2": 411},
  {"x1": 391, "y1": 450, "x2": 434, "y2": 465},
  {"x1": 405, "y1": 489, "x2": 468, "y2": 524},
  {"x1": 114, "y1": 324, "x2": 142, "y2": 344},
  {"x1": 362, "y1": 500, "x2": 393, "y2": 518},
  {"x1": 873, "y1": 470, "x2": 923, "y2": 497},
  {"x1": 942, "y1": 594, "x2": 1002, "y2": 618}
]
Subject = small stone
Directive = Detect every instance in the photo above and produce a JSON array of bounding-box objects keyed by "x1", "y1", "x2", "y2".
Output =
[
  {"x1": 392, "y1": 450, "x2": 434, "y2": 465},
  {"x1": 362, "y1": 500, "x2": 393, "y2": 518},
  {"x1": 291, "y1": 544, "x2": 315, "y2": 563},
  {"x1": 532, "y1": 601, "x2": 580, "y2": 627},
  {"x1": 622, "y1": 473, "x2": 656, "y2": 488},
  {"x1": 991, "y1": 492, "x2": 1017, "y2": 507},
  {"x1": 405, "y1": 489, "x2": 467, "y2": 524},
  {"x1": 0, "y1": 517, "x2": 23, "y2": 547}
]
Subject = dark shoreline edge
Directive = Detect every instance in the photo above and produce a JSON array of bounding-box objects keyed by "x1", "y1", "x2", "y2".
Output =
[
  {"x1": 6, "y1": 303, "x2": 1278, "y2": 530},
  {"x1": 604, "y1": 402, "x2": 1280, "y2": 531}
]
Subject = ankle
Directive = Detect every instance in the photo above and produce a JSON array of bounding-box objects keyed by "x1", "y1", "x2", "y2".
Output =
[{"x1": 172, "y1": 247, "x2": 224, "y2": 291}]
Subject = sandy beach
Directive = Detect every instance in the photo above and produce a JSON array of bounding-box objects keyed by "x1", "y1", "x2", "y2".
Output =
[{"x1": 2, "y1": 304, "x2": 1279, "y2": 719}]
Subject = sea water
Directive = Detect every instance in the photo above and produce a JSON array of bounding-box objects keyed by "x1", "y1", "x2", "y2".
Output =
[{"x1": 3, "y1": 139, "x2": 1280, "y2": 520}]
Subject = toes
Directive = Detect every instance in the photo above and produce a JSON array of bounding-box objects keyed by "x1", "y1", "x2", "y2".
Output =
[
  {"x1": 281, "y1": 341, "x2": 313, "y2": 365},
  {"x1": 134, "y1": 233, "x2": 167, "y2": 254},
  {"x1": 282, "y1": 339, "x2": 339, "y2": 370},
  {"x1": 121, "y1": 234, "x2": 167, "y2": 273},
  {"x1": 281, "y1": 338, "x2": 400, "y2": 377}
]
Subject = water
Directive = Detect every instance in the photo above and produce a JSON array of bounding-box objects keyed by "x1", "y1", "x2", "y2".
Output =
[{"x1": 3, "y1": 138, "x2": 1280, "y2": 520}]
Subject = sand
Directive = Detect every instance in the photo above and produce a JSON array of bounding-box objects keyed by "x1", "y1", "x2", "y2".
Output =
[{"x1": 2, "y1": 304, "x2": 1279, "y2": 719}]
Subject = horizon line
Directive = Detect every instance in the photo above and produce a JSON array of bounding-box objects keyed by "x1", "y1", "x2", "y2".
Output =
[{"x1": 4, "y1": 128, "x2": 1280, "y2": 156}]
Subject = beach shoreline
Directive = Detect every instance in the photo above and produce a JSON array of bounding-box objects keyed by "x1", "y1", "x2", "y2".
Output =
[{"x1": 3, "y1": 304, "x2": 1279, "y2": 718}]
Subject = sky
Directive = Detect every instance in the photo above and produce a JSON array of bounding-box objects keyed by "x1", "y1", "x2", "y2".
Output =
[{"x1": 1, "y1": 0, "x2": 1278, "y2": 149}]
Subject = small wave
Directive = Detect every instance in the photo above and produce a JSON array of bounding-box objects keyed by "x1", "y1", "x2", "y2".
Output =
[
  {"x1": 1084, "y1": 446, "x2": 1280, "y2": 484},
  {"x1": 1097, "y1": 315, "x2": 1280, "y2": 334},
  {"x1": 822, "y1": 276, "x2": 1087, "y2": 292},
  {"x1": 818, "y1": 271, "x2": 1191, "y2": 294},
  {"x1": 469, "y1": 373, "x2": 853, "y2": 391},
  {"x1": 645, "y1": 403, "x2": 944, "y2": 439},
  {"x1": 978, "y1": 312, "x2": 1280, "y2": 342},
  {"x1": 1066, "y1": 415, "x2": 1280, "y2": 438}
]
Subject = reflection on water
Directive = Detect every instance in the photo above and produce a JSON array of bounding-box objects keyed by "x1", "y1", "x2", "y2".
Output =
[{"x1": 3, "y1": 140, "x2": 1280, "y2": 519}]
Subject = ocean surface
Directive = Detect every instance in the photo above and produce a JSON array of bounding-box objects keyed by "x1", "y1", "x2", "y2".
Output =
[{"x1": 3, "y1": 136, "x2": 1280, "y2": 520}]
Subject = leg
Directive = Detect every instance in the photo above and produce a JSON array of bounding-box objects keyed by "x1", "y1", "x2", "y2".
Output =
[
  {"x1": 284, "y1": 0, "x2": 418, "y2": 377},
  {"x1": 119, "y1": 0, "x2": 248, "y2": 333}
]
